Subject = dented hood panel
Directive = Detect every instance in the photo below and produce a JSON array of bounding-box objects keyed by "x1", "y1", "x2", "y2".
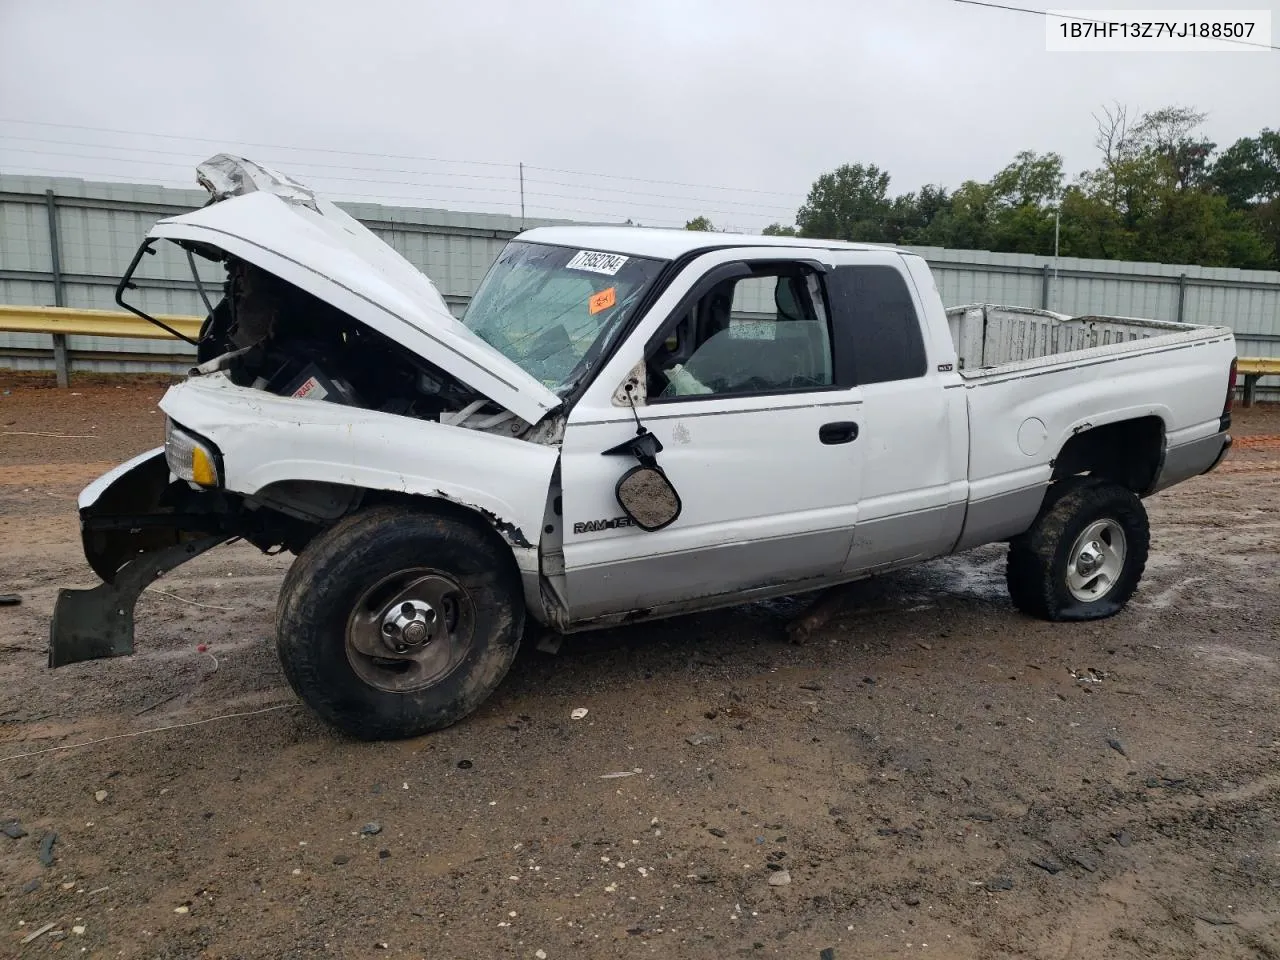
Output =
[{"x1": 149, "y1": 165, "x2": 561, "y2": 425}]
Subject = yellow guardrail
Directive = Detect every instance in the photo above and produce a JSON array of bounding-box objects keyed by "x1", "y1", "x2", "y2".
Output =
[
  {"x1": 0, "y1": 304, "x2": 202, "y2": 340},
  {"x1": 1237, "y1": 357, "x2": 1280, "y2": 407},
  {"x1": 1238, "y1": 357, "x2": 1280, "y2": 377}
]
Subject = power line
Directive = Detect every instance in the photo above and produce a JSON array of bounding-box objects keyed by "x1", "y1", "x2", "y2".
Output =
[
  {"x1": 0, "y1": 143, "x2": 799, "y2": 220},
  {"x1": 523, "y1": 189, "x2": 789, "y2": 220},
  {"x1": 0, "y1": 145, "x2": 525, "y2": 195},
  {"x1": 0, "y1": 117, "x2": 517, "y2": 166},
  {"x1": 525, "y1": 177, "x2": 797, "y2": 213},
  {"x1": 0, "y1": 116, "x2": 806, "y2": 200},
  {"x1": 0, "y1": 160, "x2": 706, "y2": 226},
  {"x1": 524, "y1": 163, "x2": 799, "y2": 197},
  {"x1": 0, "y1": 161, "x2": 518, "y2": 209},
  {"x1": 951, "y1": 0, "x2": 1280, "y2": 51},
  {"x1": 0, "y1": 135, "x2": 520, "y2": 182}
]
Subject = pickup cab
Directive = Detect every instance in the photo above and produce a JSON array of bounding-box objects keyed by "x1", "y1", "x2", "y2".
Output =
[{"x1": 50, "y1": 156, "x2": 1238, "y2": 739}]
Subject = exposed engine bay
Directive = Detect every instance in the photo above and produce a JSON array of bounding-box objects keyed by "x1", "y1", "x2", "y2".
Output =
[{"x1": 182, "y1": 247, "x2": 525, "y2": 435}]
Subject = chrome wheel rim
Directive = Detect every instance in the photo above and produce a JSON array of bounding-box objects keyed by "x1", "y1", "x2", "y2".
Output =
[
  {"x1": 345, "y1": 568, "x2": 475, "y2": 693},
  {"x1": 1066, "y1": 519, "x2": 1127, "y2": 602}
]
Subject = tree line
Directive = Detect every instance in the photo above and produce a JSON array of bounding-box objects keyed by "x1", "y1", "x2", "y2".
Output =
[{"x1": 686, "y1": 105, "x2": 1279, "y2": 271}]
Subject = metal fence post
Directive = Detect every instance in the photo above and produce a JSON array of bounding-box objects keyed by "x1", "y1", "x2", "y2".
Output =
[
  {"x1": 1176, "y1": 273, "x2": 1187, "y2": 325},
  {"x1": 44, "y1": 189, "x2": 69, "y2": 387},
  {"x1": 1041, "y1": 263, "x2": 1051, "y2": 309}
]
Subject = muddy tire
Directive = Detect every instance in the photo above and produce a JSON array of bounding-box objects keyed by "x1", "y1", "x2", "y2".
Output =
[
  {"x1": 1006, "y1": 477, "x2": 1149, "y2": 621},
  {"x1": 275, "y1": 505, "x2": 523, "y2": 740}
]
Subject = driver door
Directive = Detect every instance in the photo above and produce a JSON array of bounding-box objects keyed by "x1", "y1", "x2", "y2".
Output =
[{"x1": 557, "y1": 252, "x2": 864, "y2": 623}]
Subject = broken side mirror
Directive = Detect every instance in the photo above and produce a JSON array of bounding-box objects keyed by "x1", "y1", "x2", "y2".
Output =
[
  {"x1": 602, "y1": 428, "x2": 682, "y2": 532},
  {"x1": 616, "y1": 463, "x2": 682, "y2": 532}
]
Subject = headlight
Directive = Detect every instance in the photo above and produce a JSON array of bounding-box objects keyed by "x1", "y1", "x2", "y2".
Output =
[{"x1": 165, "y1": 420, "x2": 222, "y2": 488}]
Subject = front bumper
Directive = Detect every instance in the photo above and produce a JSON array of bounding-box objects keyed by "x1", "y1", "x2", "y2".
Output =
[{"x1": 48, "y1": 449, "x2": 237, "y2": 668}]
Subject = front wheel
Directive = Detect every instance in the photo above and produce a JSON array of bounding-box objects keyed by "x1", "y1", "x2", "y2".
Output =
[
  {"x1": 1005, "y1": 477, "x2": 1150, "y2": 621},
  {"x1": 276, "y1": 506, "x2": 523, "y2": 740}
]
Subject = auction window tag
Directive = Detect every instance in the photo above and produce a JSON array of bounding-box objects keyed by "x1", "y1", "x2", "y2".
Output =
[{"x1": 566, "y1": 250, "x2": 629, "y2": 275}]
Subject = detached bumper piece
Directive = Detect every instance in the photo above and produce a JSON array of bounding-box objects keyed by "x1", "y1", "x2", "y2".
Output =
[
  {"x1": 49, "y1": 536, "x2": 225, "y2": 667},
  {"x1": 48, "y1": 449, "x2": 239, "y2": 668}
]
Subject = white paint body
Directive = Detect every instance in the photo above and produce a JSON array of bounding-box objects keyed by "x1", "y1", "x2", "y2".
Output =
[{"x1": 130, "y1": 200, "x2": 1234, "y2": 630}]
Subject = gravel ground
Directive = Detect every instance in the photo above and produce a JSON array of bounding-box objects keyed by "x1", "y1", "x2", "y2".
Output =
[{"x1": 1, "y1": 378, "x2": 1278, "y2": 959}]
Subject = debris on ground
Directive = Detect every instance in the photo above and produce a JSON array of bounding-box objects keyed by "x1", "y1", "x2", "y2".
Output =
[
  {"x1": 37, "y1": 830, "x2": 57, "y2": 866},
  {"x1": 20, "y1": 922, "x2": 55, "y2": 945},
  {"x1": 1196, "y1": 913, "x2": 1237, "y2": 926},
  {"x1": 1030, "y1": 857, "x2": 1063, "y2": 875},
  {"x1": 785, "y1": 586, "x2": 849, "y2": 642},
  {"x1": 987, "y1": 876, "x2": 1014, "y2": 891},
  {"x1": 685, "y1": 733, "x2": 718, "y2": 746},
  {"x1": 767, "y1": 869, "x2": 792, "y2": 886},
  {"x1": 570, "y1": 708, "x2": 588, "y2": 720},
  {"x1": 535, "y1": 633, "x2": 562, "y2": 654},
  {"x1": 1070, "y1": 851, "x2": 1100, "y2": 873},
  {"x1": 360, "y1": 822, "x2": 382, "y2": 836},
  {"x1": 0, "y1": 594, "x2": 21, "y2": 606},
  {"x1": 599, "y1": 771, "x2": 637, "y2": 779},
  {"x1": 1114, "y1": 830, "x2": 1133, "y2": 848},
  {"x1": 2, "y1": 820, "x2": 28, "y2": 838},
  {"x1": 1106, "y1": 737, "x2": 1128, "y2": 757},
  {"x1": 94, "y1": 790, "x2": 108, "y2": 803}
]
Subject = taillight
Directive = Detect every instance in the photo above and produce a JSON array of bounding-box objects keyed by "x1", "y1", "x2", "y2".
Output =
[{"x1": 1225, "y1": 356, "x2": 1238, "y2": 415}]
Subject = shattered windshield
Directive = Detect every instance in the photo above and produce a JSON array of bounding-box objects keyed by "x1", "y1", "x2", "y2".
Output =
[{"x1": 462, "y1": 241, "x2": 666, "y2": 394}]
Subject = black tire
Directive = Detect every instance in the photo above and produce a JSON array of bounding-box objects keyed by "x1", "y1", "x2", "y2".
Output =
[
  {"x1": 1005, "y1": 477, "x2": 1149, "y2": 621},
  {"x1": 275, "y1": 505, "x2": 523, "y2": 740}
]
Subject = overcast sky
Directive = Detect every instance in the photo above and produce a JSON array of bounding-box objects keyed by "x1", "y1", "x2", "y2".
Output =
[{"x1": 1, "y1": 0, "x2": 1277, "y2": 231}]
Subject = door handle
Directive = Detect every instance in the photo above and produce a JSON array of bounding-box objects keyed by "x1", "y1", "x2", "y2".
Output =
[{"x1": 819, "y1": 421, "x2": 859, "y2": 445}]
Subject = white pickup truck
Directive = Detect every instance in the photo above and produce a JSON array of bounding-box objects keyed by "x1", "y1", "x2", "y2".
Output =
[{"x1": 50, "y1": 157, "x2": 1238, "y2": 740}]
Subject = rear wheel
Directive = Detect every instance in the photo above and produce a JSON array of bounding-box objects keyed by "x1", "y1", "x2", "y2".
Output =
[
  {"x1": 1006, "y1": 477, "x2": 1149, "y2": 621},
  {"x1": 276, "y1": 506, "x2": 522, "y2": 740}
]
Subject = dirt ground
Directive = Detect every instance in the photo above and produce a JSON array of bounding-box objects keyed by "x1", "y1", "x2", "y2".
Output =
[{"x1": 1, "y1": 377, "x2": 1278, "y2": 960}]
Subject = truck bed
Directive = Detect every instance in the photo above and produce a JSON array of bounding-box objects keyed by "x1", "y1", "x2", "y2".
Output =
[{"x1": 945, "y1": 304, "x2": 1231, "y2": 378}]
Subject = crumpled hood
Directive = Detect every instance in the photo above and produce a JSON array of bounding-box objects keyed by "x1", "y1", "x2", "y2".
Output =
[{"x1": 148, "y1": 154, "x2": 561, "y2": 426}]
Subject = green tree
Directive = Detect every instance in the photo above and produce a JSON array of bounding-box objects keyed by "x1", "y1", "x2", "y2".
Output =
[
  {"x1": 795, "y1": 163, "x2": 892, "y2": 241},
  {"x1": 762, "y1": 222, "x2": 797, "y2": 236},
  {"x1": 1211, "y1": 130, "x2": 1280, "y2": 208},
  {"x1": 1210, "y1": 130, "x2": 1280, "y2": 266},
  {"x1": 783, "y1": 107, "x2": 1276, "y2": 268},
  {"x1": 684, "y1": 216, "x2": 716, "y2": 232},
  {"x1": 985, "y1": 151, "x2": 1065, "y2": 254},
  {"x1": 916, "y1": 180, "x2": 994, "y2": 250}
]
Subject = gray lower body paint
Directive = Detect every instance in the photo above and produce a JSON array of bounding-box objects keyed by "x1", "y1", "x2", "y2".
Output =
[
  {"x1": 1149, "y1": 431, "x2": 1231, "y2": 494},
  {"x1": 842, "y1": 502, "x2": 968, "y2": 574},
  {"x1": 562, "y1": 526, "x2": 853, "y2": 624},
  {"x1": 953, "y1": 483, "x2": 1049, "y2": 552}
]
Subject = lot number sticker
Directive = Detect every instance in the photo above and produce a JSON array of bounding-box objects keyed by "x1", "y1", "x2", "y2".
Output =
[{"x1": 566, "y1": 250, "x2": 629, "y2": 275}]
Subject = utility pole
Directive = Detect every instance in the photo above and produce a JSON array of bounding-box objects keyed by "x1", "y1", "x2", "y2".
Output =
[{"x1": 519, "y1": 162, "x2": 525, "y2": 226}]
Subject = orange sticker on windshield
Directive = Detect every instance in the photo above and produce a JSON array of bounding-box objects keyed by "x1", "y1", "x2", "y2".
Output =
[{"x1": 589, "y1": 287, "x2": 617, "y2": 315}]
